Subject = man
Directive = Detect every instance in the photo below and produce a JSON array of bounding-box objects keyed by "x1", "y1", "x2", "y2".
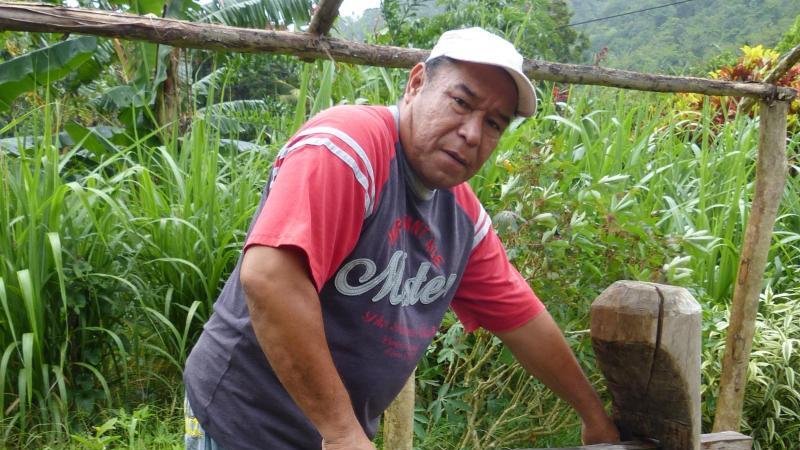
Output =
[{"x1": 184, "y1": 27, "x2": 620, "y2": 450}]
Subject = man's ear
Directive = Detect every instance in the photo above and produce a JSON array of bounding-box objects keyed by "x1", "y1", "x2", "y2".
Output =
[{"x1": 404, "y1": 63, "x2": 426, "y2": 101}]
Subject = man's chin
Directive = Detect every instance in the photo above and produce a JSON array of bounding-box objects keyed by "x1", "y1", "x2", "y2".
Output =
[
  {"x1": 415, "y1": 166, "x2": 470, "y2": 190},
  {"x1": 423, "y1": 176, "x2": 465, "y2": 190}
]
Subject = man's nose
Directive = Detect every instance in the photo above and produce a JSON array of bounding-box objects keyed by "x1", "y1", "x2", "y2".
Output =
[{"x1": 458, "y1": 114, "x2": 482, "y2": 147}]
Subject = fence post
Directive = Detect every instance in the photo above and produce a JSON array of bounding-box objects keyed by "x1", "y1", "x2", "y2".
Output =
[
  {"x1": 590, "y1": 281, "x2": 702, "y2": 450},
  {"x1": 383, "y1": 369, "x2": 415, "y2": 450},
  {"x1": 713, "y1": 100, "x2": 789, "y2": 432}
]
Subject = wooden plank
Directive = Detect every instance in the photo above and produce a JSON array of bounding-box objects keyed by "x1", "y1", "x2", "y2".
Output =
[
  {"x1": 591, "y1": 282, "x2": 702, "y2": 450},
  {"x1": 712, "y1": 100, "x2": 790, "y2": 431},
  {"x1": 307, "y1": 0, "x2": 343, "y2": 36},
  {"x1": 699, "y1": 431, "x2": 752, "y2": 449},
  {"x1": 0, "y1": 2, "x2": 796, "y2": 100},
  {"x1": 522, "y1": 440, "x2": 658, "y2": 450},
  {"x1": 516, "y1": 431, "x2": 751, "y2": 449}
]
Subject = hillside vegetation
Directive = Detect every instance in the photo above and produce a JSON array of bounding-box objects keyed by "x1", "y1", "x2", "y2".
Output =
[{"x1": 567, "y1": 0, "x2": 800, "y2": 72}]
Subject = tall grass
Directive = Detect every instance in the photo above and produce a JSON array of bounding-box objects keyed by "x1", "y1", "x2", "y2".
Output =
[{"x1": 0, "y1": 94, "x2": 276, "y2": 446}]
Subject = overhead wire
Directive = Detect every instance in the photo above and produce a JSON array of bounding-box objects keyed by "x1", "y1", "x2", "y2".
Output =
[{"x1": 558, "y1": 0, "x2": 702, "y2": 29}]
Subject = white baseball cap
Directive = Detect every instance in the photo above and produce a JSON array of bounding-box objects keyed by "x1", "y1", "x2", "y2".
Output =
[{"x1": 427, "y1": 27, "x2": 537, "y2": 117}]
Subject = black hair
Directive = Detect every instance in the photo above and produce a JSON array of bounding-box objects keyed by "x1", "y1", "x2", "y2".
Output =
[{"x1": 423, "y1": 56, "x2": 455, "y2": 83}]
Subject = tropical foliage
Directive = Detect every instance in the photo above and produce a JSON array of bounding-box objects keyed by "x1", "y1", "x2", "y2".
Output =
[{"x1": 380, "y1": 0, "x2": 589, "y2": 63}]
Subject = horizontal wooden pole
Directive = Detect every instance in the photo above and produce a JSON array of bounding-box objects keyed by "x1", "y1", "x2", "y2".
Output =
[
  {"x1": 0, "y1": 2, "x2": 796, "y2": 100},
  {"x1": 517, "y1": 431, "x2": 751, "y2": 450}
]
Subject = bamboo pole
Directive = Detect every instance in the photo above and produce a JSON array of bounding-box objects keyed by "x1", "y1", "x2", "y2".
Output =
[
  {"x1": 382, "y1": 370, "x2": 415, "y2": 450},
  {"x1": 0, "y1": 2, "x2": 796, "y2": 101},
  {"x1": 712, "y1": 100, "x2": 789, "y2": 432},
  {"x1": 307, "y1": 0, "x2": 343, "y2": 36}
]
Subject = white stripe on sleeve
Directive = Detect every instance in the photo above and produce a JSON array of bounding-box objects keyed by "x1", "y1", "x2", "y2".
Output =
[
  {"x1": 270, "y1": 137, "x2": 372, "y2": 217},
  {"x1": 296, "y1": 127, "x2": 376, "y2": 216},
  {"x1": 472, "y1": 206, "x2": 491, "y2": 250}
]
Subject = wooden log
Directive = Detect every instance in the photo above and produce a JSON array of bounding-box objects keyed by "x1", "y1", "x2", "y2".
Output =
[
  {"x1": 517, "y1": 431, "x2": 751, "y2": 449},
  {"x1": 307, "y1": 0, "x2": 343, "y2": 36},
  {"x1": 590, "y1": 281, "x2": 702, "y2": 450},
  {"x1": 382, "y1": 369, "x2": 414, "y2": 450},
  {"x1": 712, "y1": 100, "x2": 789, "y2": 432},
  {"x1": 0, "y1": 2, "x2": 796, "y2": 101}
]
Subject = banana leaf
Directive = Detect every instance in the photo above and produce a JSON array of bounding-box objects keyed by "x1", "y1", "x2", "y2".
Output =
[{"x1": 0, "y1": 36, "x2": 98, "y2": 112}]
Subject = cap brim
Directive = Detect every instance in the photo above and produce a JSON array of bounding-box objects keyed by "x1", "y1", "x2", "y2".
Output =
[{"x1": 504, "y1": 68, "x2": 537, "y2": 117}]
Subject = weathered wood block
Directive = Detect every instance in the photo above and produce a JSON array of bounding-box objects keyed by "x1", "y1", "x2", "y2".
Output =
[{"x1": 590, "y1": 281, "x2": 702, "y2": 450}]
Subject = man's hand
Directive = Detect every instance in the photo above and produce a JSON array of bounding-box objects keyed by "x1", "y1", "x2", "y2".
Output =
[
  {"x1": 581, "y1": 414, "x2": 620, "y2": 445},
  {"x1": 321, "y1": 433, "x2": 377, "y2": 450},
  {"x1": 496, "y1": 312, "x2": 620, "y2": 446}
]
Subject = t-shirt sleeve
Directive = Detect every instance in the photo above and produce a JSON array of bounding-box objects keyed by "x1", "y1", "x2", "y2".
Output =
[
  {"x1": 243, "y1": 138, "x2": 369, "y2": 292},
  {"x1": 451, "y1": 222, "x2": 545, "y2": 333}
]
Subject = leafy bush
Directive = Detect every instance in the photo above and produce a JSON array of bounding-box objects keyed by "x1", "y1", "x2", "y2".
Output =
[
  {"x1": 680, "y1": 45, "x2": 800, "y2": 128},
  {"x1": 702, "y1": 285, "x2": 800, "y2": 449}
]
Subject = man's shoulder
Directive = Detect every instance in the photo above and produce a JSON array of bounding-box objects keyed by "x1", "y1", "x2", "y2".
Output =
[
  {"x1": 301, "y1": 104, "x2": 397, "y2": 143},
  {"x1": 450, "y1": 182, "x2": 483, "y2": 222}
]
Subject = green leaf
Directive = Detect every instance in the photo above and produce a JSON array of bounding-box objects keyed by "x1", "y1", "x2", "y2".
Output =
[
  {"x1": 94, "y1": 85, "x2": 149, "y2": 111},
  {"x1": 64, "y1": 122, "x2": 120, "y2": 158},
  {"x1": 198, "y1": 0, "x2": 311, "y2": 29},
  {"x1": 0, "y1": 36, "x2": 97, "y2": 112}
]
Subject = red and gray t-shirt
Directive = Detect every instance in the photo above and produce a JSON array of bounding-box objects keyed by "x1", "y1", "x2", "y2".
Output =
[{"x1": 184, "y1": 105, "x2": 544, "y2": 450}]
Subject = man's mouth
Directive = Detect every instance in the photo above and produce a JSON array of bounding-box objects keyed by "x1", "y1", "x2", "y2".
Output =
[{"x1": 442, "y1": 150, "x2": 467, "y2": 167}]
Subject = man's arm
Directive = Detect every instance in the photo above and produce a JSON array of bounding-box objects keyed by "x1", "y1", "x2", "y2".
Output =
[
  {"x1": 240, "y1": 245, "x2": 376, "y2": 450},
  {"x1": 494, "y1": 311, "x2": 620, "y2": 445}
]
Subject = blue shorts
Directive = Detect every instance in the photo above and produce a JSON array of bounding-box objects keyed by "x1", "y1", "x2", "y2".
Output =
[{"x1": 185, "y1": 396, "x2": 226, "y2": 450}]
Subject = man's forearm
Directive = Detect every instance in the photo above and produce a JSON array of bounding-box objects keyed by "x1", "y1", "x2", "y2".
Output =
[
  {"x1": 496, "y1": 311, "x2": 618, "y2": 443},
  {"x1": 241, "y1": 245, "x2": 371, "y2": 446}
]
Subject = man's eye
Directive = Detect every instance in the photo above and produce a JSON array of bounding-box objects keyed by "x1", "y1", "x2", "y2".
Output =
[
  {"x1": 488, "y1": 120, "x2": 501, "y2": 131},
  {"x1": 453, "y1": 97, "x2": 468, "y2": 108}
]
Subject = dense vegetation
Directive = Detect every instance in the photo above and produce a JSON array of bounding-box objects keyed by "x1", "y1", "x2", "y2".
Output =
[
  {"x1": 567, "y1": 0, "x2": 800, "y2": 72},
  {"x1": 0, "y1": 0, "x2": 799, "y2": 448}
]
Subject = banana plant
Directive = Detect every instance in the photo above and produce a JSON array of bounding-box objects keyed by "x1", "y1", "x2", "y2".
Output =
[{"x1": 0, "y1": 36, "x2": 98, "y2": 112}]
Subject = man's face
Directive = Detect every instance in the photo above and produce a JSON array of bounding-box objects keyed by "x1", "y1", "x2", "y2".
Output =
[{"x1": 399, "y1": 59, "x2": 518, "y2": 189}]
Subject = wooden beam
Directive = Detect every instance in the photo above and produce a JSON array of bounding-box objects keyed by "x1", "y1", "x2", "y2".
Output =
[
  {"x1": 307, "y1": 0, "x2": 343, "y2": 36},
  {"x1": 382, "y1": 369, "x2": 415, "y2": 450},
  {"x1": 590, "y1": 281, "x2": 702, "y2": 450},
  {"x1": 516, "y1": 431, "x2": 751, "y2": 450},
  {"x1": 712, "y1": 100, "x2": 789, "y2": 432},
  {"x1": 739, "y1": 43, "x2": 800, "y2": 113},
  {"x1": 0, "y1": 2, "x2": 796, "y2": 100}
]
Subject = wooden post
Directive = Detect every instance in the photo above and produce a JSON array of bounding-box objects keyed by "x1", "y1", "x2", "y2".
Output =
[
  {"x1": 382, "y1": 369, "x2": 415, "y2": 450},
  {"x1": 712, "y1": 100, "x2": 789, "y2": 432},
  {"x1": 591, "y1": 281, "x2": 702, "y2": 450},
  {"x1": 518, "y1": 281, "x2": 751, "y2": 450}
]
